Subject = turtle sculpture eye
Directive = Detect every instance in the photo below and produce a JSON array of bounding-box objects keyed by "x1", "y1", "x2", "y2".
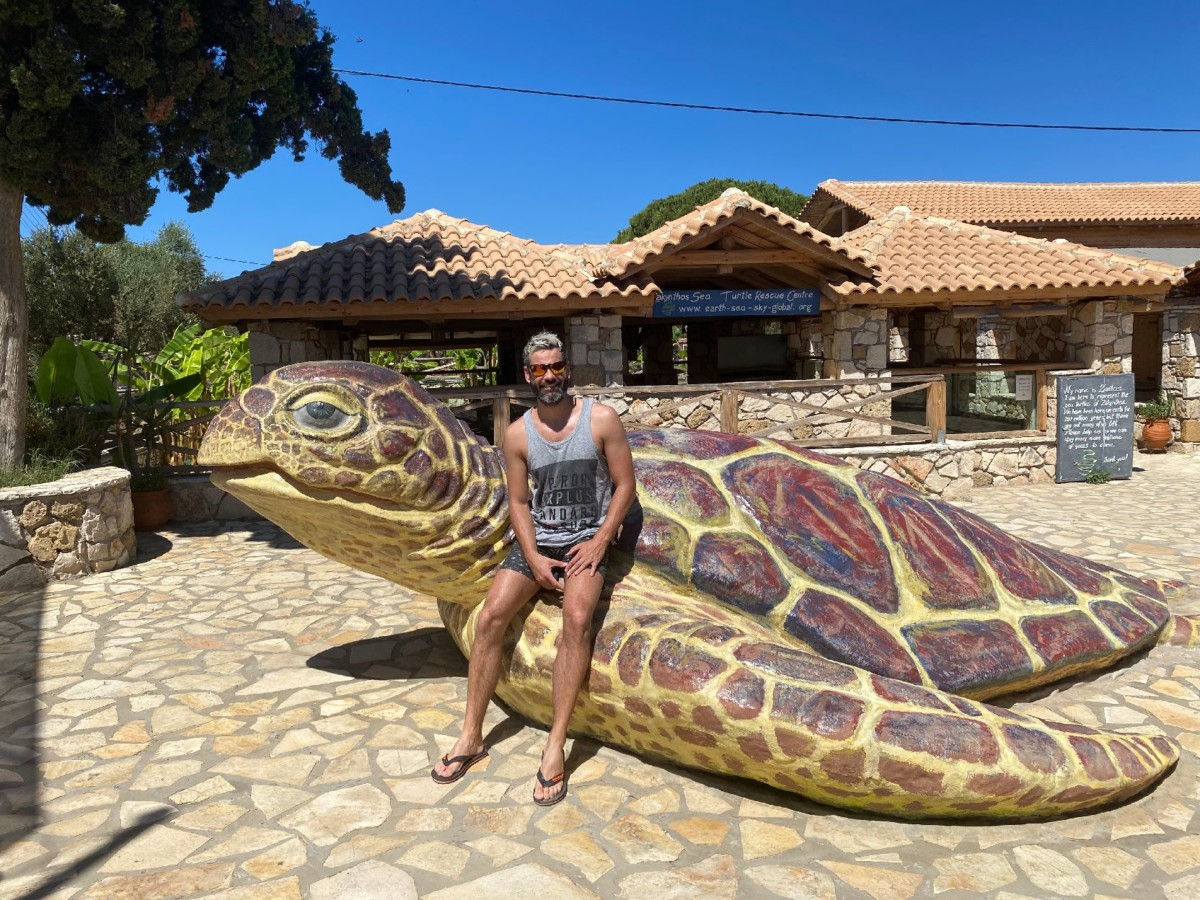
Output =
[{"x1": 286, "y1": 394, "x2": 362, "y2": 436}]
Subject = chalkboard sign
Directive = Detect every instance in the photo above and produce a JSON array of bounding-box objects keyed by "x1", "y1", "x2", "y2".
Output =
[{"x1": 1055, "y1": 373, "x2": 1135, "y2": 483}]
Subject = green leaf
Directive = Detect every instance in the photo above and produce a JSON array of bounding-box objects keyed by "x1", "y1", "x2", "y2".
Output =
[
  {"x1": 35, "y1": 337, "x2": 78, "y2": 404},
  {"x1": 74, "y1": 345, "x2": 120, "y2": 409}
]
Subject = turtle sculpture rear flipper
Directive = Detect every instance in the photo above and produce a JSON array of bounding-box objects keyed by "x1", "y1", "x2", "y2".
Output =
[
  {"x1": 198, "y1": 361, "x2": 1191, "y2": 821},
  {"x1": 440, "y1": 570, "x2": 1179, "y2": 820}
]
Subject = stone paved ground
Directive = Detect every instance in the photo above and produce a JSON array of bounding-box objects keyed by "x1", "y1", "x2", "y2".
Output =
[{"x1": 3, "y1": 453, "x2": 1200, "y2": 899}]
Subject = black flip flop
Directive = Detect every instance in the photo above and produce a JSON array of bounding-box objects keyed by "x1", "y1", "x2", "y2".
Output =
[
  {"x1": 431, "y1": 750, "x2": 488, "y2": 784},
  {"x1": 533, "y1": 768, "x2": 568, "y2": 806}
]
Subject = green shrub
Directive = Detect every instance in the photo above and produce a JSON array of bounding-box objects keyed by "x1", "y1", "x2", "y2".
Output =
[
  {"x1": 1137, "y1": 392, "x2": 1173, "y2": 420},
  {"x1": 0, "y1": 452, "x2": 78, "y2": 489}
]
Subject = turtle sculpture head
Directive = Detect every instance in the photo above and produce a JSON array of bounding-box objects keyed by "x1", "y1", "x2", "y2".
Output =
[
  {"x1": 201, "y1": 360, "x2": 1196, "y2": 821},
  {"x1": 199, "y1": 361, "x2": 509, "y2": 602}
]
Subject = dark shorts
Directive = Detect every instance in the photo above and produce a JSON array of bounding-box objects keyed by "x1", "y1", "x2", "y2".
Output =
[{"x1": 500, "y1": 540, "x2": 608, "y2": 581}]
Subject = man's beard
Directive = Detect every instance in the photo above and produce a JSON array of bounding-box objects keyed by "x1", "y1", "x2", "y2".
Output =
[{"x1": 533, "y1": 379, "x2": 569, "y2": 405}]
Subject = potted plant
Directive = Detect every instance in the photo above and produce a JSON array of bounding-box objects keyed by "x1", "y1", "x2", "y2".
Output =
[{"x1": 1137, "y1": 391, "x2": 1174, "y2": 452}]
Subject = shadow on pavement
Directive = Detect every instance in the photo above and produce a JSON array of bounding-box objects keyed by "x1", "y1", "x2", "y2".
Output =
[
  {"x1": 307, "y1": 627, "x2": 468, "y2": 681},
  {"x1": 0, "y1": 581, "x2": 42, "y2": 862},
  {"x1": 13, "y1": 808, "x2": 172, "y2": 900}
]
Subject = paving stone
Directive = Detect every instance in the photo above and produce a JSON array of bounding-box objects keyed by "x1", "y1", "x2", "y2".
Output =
[
  {"x1": 740, "y1": 819, "x2": 804, "y2": 860},
  {"x1": 309, "y1": 860, "x2": 417, "y2": 900},
  {"x1": 205, "y1": 876, "x2": 302, "y2": 900},
  {"x1": 399, "y1": 840, "x2": 471, "y2": 878},
  {"x1": 617, "y1": 853, "x2": 738, "y2": 898},
  {"x1": 1012, "y1": 845, "x2": 1089, "y2": 897},
  {"x1": 79, "y1": 862, "x2": 236, "y2": 899},
  {"x1": 424, "y1": 863, "x2": 599, "y2": 900},
  {"x1": 627, "y1": 787, "x2": 680, "y2": 816},
  {"x1": 97, "y1": 825, "x2": 210, "y2": 873},
  {"x1": 1164, "y1": 871, "x2": 1200, "y2": 900},
  {"x1": 241, "y1": 837, "x2": 307, "y2": 880},
  {"x1": 745, "y1": 864, "x2": 838, "y2": 899},
  {"x1": 601, "y1": 814, "x2": 684, "y2": 864},
  {"x1": 173, "y1": 801, "x2": 249, "y2": 831},
  {"x1": 540, "y1": 831, "x2": 614, "y2": 882},
  {"x1": 1073, "y1": 846, "x2": 1145, "y2": 891},
  {"x1": 324, "y1": 834, "x2": 414, "y2": 869},
  {"x1": 1147, "y1": 834, "x2": 1200, "y2": 875},
  {"x1": 671, "y1": 815, "x2": 731, "y2": 845},
  {"x1": 820, "y1": 860, "x2": 925, "y2": 900},
  {"x1": 249, "y1": 785, "x2": 312, "y2": 818}
]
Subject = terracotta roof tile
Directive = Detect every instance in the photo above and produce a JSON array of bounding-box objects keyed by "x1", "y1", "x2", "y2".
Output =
[
  {"x1": 803, "y1": 180, "x2": 1200, "y2": 227},
  {"x1": 829, "y1": 208, "x2": 1184, "y2": 297},
  {"x1": 180, "y1": 210, "x2": 654, "y2": 317},
  {"x1": 602, "y1": 188, "x2": 872, "y2": 275}
]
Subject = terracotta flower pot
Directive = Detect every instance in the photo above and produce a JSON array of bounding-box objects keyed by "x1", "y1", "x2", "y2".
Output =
[
  {"x1": 131, "y1": 489, "x2": 172, "y2": 530},
  {"x1": 1142, "y1": 418, "x2": 1172, "y2": 452}
]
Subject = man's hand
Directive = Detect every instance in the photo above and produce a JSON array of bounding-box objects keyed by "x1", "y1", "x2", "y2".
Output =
[
  {"x1": 529, "y1": 553, "x2": 567, "y2": 592},
  {"x1": 564, "y1": 536, "x2": 607, "y2": 579}
]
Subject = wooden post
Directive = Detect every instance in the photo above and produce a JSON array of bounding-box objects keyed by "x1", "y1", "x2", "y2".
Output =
[
  {"x1": 493, "y1": 396, "x2": 511, "y2": 448},
  {"x1": 926, "y1": 378, "x2": 947, "y2": 443},
  {"x1": 720, "y1": 390, "x2": 739, "y2": 433},
  {"x1": 1035, "y1": 369, "x2": 1048, "y2": 432}
]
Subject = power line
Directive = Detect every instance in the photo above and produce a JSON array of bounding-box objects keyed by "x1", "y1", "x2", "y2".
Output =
[
  {"x1": 204, "y1": 253, "x2": 268, "y2": 268},
  {"x1": 333, "y1": 68, "x2": 1200, "y2": 134}
]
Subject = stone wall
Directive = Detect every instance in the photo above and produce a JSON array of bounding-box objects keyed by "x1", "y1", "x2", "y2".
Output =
[
  {"x1": 1066, "y1": 299, "x2": 1132, "y2": 374},
  {"x1": 1163, "y1": 303, "x2": 1200, "y2": 446},
  {"x1": 831, "y1": 437, "x2": 1057, "y2": 501},
  {"x1": 825, "y1": 308, "x2": 889, "y2": 377},
  {"x1": 0, "y1": 467, "x2": 136, "y2": 591},
  {"x1": 566, "y1": 314, "x2": 624, "y2": 386},
  {"x1": 597, "y1": 384, "x2": 894, "y2": 442},
  {"x1": 168, "y1": 476, "x2": 260, "y2": 523},
  {"x1": 247, "y1": 322, "x2": 369, "y2": 382}
]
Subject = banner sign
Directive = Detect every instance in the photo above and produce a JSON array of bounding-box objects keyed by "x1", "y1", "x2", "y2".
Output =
[{"x1": 652, "y1": 289, "x2": 820, "y2": 318}]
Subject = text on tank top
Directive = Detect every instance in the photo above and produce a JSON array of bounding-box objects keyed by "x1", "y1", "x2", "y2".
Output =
[{"x1": 524, "y1": 397, "x2": 613, "y2": 547}]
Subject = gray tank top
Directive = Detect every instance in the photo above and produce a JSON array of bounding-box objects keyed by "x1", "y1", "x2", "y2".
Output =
[{"x1": 525, "y1": 397, "x2": 613, "y2": 547}]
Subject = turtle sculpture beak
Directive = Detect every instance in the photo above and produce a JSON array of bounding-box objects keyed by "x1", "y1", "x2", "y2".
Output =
[{"x1": 198, "y1": 395, "x2": 265, "y2": 470}]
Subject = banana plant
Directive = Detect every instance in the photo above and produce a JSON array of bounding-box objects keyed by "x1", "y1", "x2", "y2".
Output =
[{"x1": 34, "y1": 337, "x2": 201, "y2": 481}]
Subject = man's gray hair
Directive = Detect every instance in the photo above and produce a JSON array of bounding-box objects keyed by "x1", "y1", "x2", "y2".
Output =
[{"x1": 522, "y1": 331, "x2": 565, "y2": 367}]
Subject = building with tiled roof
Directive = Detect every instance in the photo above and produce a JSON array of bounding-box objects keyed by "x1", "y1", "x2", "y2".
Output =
[
  {"x1": 801, "y1": 180, "x2": 1200, "y2": 264},
  {"x1": 183, "y1": 183, "x2": 1200, "y2": 445}
]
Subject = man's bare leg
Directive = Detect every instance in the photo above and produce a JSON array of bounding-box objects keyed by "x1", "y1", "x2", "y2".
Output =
[
  {"x1": 534, "y1": 568, "x2": 604, "y2": 802},
  {"x1": 433, "y1": 569, "x2": 539, "y2": 780}
]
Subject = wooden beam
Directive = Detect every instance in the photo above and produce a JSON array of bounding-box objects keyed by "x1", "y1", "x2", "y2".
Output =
[
  {"x1": 667, "y1": 249, "x2": 818, "y2": 266},
  {"x1": 834, "y1": 284, "x2": 1173, "y2": 308}
]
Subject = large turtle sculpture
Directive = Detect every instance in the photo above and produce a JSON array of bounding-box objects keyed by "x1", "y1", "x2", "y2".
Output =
[{"x1": 198, "y1": 361, "x2": 1198, "y2": 820}]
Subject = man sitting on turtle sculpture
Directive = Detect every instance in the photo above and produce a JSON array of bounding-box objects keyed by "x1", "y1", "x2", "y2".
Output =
[
  {"x1": 198, "y1": 352, "x2": 1200, "y2": 821},
  {"x1": 430, "y1": 332, "x2": 636, "y2": 805}
]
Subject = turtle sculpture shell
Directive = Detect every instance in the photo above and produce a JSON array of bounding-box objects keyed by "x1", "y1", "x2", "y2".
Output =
[{"x1": 198, "y1": 361, "x2": 1197, "y2": 820}]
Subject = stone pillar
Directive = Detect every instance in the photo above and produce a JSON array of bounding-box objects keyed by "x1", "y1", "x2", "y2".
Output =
[
  {"x1": 1065, "y1": 299, "x2": 1133, "y2": 374},
  {"x1": 827, "y1": 307, "x2": 891, "y2": 436},
  {"x1": 247, "y1": 321, "x2": 349, "y2": 382},
  {"x1": 1163, "y1": 303, "x2": 1200, "y2": 444},
  {"x1": 567, "y1": 313, "x2": 625, "y2": 386},
  {"x1": 827, "y1": 308, "x2": 890, "y2": 378}
]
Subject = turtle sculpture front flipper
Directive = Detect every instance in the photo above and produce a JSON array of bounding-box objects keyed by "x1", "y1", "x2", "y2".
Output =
[
  {"x1": 199, "y1": 361, "x2": 1192, "y2": 821},
  {"x1": 439, "y1": 574, "x2": 1178, "y2": 819}
]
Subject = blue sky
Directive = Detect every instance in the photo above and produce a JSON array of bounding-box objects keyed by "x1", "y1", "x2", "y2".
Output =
[{"x1": 24, "y1": 1, "x2": 1200, "y2": 279}]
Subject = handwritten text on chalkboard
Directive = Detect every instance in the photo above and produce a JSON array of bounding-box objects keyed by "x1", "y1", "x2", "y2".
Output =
[{"x1": 1055, "y1": 373, "x2": 1134, "y2": 483}]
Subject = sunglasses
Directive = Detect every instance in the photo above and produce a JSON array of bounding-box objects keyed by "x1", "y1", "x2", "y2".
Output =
[{"x1": 527, "y1": 361, "x2": 568, "y2": 378}]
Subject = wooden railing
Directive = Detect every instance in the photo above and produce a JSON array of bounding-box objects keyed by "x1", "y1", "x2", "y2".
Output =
[{"x1": 431, "y1": 375, "x2": 948, "y2": 450}]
